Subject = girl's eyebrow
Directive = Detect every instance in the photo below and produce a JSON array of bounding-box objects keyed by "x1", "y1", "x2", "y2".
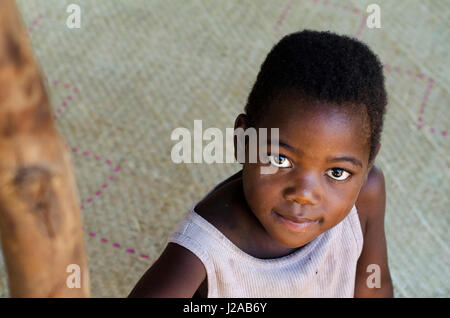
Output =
[
  {"x1": 267, "y1": 139, "x2": 303, "y2": 155},
  {"x1": 267, "y1": 139, "x2": 363, "y2": 168},
  {"x1": 325, "y1": 156, "x2": 363, "y2": 168}
]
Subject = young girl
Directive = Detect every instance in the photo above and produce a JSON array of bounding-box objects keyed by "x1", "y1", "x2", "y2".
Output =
[{"x1": 129, "y1": 30, "x2": 393, "y2": 298}]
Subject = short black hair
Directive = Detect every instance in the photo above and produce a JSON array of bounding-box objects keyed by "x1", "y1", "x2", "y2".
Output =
[{"x1": 244, "y1": 30, "x2": 387, "y2": 163}]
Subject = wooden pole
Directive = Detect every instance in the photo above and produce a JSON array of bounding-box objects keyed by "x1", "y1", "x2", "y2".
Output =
[{"x1": 0, "y1": 0, "x2": 90, "y2": 297}]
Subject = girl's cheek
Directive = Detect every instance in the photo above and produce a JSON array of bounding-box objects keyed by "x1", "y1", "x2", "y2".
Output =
[
  {"x1": 244, "y1": 164, "x2": 283, "y2": 203},
  {"x1": 257, "y1": 180, "x2": 282, "y2": 207}
]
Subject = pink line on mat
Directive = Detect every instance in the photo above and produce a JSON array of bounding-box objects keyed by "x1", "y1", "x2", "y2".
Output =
[
  {"x1": 32, "y1": 13, "x2": 78, "y2": 121},
  {"x1": 416, "y1": 78, "x2": 444, "y2": 135},
  {"x1": 70, "y1": 146, "x2": 121, "y2": 209},
  {"x1": 313, "y1": 0, "x2": 361, "y2": 14},
  {"x1": 274, "y1": 0, "x2": 294, "y2": 38},
  {"x1": 419, "y1": 78, "x2": 434, "y2": 116},
  {"x1": 27, "y1": 13, "x2": 43, "y2": 33},
  {"x1": 29, "y1": 13, "x2": 150, "y2": 263},
  {"x1": 45, "y1": 77, "x2": 80, "y2": 120},
  {"x1": 384, "y1": 64, "x2": 432, "y2": 82},
  {"x1": 384, "y1": 65, "x2": 446, "y2": 136},
  {"x1": 84, "y1": 227, "x2": 152, "y2": 260},
  {"x1": 275, "y1": 0, "x2": 365, "y2": 39},
  {"x1": 354, "y1": 14, "x2": 368, "y2": 39}
]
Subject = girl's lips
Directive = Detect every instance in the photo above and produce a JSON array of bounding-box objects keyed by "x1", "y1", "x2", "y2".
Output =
[{"x1": 273, "y1": 211, "x2": 319, "y2": 232}]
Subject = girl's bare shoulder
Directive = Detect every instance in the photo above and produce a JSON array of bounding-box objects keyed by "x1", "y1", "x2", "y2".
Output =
[
  {"x1": 194, "y1": 176, "x2": 245, "y2": 235},
  {"x1": 355, "y1": 164, "x2": 386, "y2": 235}
]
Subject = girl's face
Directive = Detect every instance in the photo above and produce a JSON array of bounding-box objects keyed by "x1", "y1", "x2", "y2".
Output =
[{"x1": 239, "y1": 91, "x2": 375, "y2": 248}]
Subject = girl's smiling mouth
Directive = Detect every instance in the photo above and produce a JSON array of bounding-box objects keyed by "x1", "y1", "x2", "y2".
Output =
[{"x1": 272, "y1": 210, "x2": 319, "y2": 232}]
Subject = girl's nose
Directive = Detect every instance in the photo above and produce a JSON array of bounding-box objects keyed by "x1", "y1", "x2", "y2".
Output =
[{"x1": 283, "y1": 176, "x2": 321, "y2": 206}]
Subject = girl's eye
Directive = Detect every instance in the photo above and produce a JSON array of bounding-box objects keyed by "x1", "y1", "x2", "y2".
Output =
[
  {"x1": 326, "y1": 168, "x2": 352, "y2": 181},
  {"x1": 268, "y1": 154, "x2": 292, "y2": 168}
]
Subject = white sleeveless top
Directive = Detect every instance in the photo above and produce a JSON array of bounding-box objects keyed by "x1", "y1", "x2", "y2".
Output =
[{"x1": 167, "y1": 180, "x2": 364, "y2": 298}]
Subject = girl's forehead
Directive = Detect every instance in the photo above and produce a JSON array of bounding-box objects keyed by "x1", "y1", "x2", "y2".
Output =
[{"x1": 259, "y1": 96, "x2": 371, "y2": 158}]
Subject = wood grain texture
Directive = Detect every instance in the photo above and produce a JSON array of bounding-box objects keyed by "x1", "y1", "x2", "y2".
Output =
[{"x1": 0, "y1": 0, "x2": 90, "y2": 297}]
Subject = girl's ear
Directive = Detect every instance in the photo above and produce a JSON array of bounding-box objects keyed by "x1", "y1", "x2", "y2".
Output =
[
  {"x1": 234, "y1": 113, "x2": 249, "y2": 130},
  {"x1": 233, "y1": 113, "x2": 250, "y2": 163}
]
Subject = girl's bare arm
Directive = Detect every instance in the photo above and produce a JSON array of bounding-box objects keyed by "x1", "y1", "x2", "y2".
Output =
[
  {"x1": 354, "y1": 166, "x2": 394, "y2": 297},
  {"x1": 128, "y1": 243, "x2": 206, "y2": 298}
]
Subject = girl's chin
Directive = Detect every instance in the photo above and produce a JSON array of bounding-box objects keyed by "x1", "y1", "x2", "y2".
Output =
[{"x1": 269, "y1": 230, "x2": 315, "y2": 249}]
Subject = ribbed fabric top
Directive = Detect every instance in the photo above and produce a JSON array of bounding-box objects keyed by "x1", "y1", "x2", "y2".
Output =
[{"x1": 167, "y1": 185, "x2": 364, "y2": 298}]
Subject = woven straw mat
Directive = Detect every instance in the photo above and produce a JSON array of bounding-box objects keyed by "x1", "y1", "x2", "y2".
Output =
[{"x1": 0, "y1": 0, "x2": 448, "y2": 297}]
